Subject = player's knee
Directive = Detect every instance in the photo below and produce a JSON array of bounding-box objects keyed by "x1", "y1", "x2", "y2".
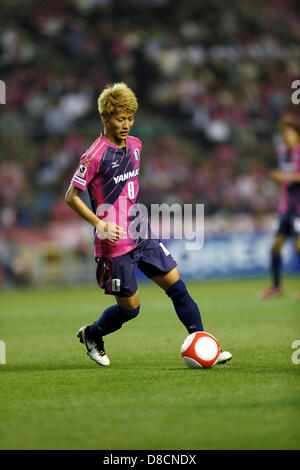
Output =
[
  {"x1": 165, "y1": 279, "x2": 187, "y2": 298},
  {"x1": 119, "y1": 305, "x2": 140, "y2": 323},
  {"x1": 272, "y1": 245, "x2": 281, "y2": 256},
  {"x1": 272, "y1": 238, "x2": 284, "y2": 254}
]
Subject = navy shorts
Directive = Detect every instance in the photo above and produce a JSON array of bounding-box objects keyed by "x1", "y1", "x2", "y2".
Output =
[
  {"x1": 275, "y1": 213, "x2": 300, "y2": 237},
  {"x1": 96, "y1": 238, "x2": 177, "y2": 297}
]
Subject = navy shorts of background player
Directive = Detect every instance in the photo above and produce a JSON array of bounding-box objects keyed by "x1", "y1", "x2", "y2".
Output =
[{"x1": 275, "y1": 211, "x2": 300, "y2": 238}]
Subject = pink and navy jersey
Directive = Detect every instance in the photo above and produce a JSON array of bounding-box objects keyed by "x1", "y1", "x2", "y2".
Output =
[
  {"x1": 70, "y1": 134, "x2": 147, "y2": 258},
  {"x1": 277, "y1": 142, "x2": 300, "y2": 215}
]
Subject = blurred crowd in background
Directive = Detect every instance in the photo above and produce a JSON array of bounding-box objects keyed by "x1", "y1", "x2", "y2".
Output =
[{"x1": 0, "y1": 0, "x2": 300, "y2": 285}]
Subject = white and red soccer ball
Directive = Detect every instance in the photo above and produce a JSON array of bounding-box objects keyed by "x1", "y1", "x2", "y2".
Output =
[{"x1": 181, "y1": 332, "x2": 220, "y2": 369}]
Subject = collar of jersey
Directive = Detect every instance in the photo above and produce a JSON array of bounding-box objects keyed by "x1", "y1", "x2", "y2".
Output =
[{"x1": 100, "y1": 133, "x2": 128, "y2": 150}]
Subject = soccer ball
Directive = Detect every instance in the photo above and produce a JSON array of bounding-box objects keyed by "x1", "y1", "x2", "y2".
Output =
[{"x1": 181, "y1": 331, "x2": 220, "y2": 369}]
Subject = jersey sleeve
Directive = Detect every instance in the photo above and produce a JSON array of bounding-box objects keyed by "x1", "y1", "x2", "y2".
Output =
[{"x1": 70, "y1": 151, "x2": 100, "y2": 190}]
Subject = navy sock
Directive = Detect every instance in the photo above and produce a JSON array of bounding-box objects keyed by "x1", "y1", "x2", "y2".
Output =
[
  {"x1": 271, "y1": 251, "x2": 281, "y2": 288},
  {"x1": 92, "y1": 304, "x2": 140, "y2": 337},
  {"x1": 165, "y1": 279, "x2": 204, "y2": 334},
  {"x1": 297, "y1": 250, "x2": 300, "y2": 271}
]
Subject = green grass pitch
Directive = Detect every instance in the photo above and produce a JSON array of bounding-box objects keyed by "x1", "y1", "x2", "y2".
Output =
[{"x1": 0, "y1": 276, "x2": 299, "y2": 450}]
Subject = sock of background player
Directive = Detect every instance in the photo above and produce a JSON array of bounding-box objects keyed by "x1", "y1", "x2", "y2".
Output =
[
  {"x1": 271, "y1": 250, "x2": 281, "y2": 288},
  {"x1": 165, "y1": 279, "x2": 204, "y2": 334},
  {"x1": 90, "y1": 304, "x2": 140, "y2": 338},
  {"x1": 296, "y1": 246, "x2": 300, "y2": 273}
]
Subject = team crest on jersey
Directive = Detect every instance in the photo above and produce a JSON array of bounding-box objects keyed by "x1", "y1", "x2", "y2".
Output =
[
  {"x1": 134, "y1": 148, "x2": 140, "y2": 161},
  {"x1": 77, "y1": 164, "x2": 87, "y2": 178}
]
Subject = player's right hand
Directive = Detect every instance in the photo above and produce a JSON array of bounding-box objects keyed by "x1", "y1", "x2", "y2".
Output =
[{"x1": 96, "y1": 221, "x2": 127, "y2": 242}]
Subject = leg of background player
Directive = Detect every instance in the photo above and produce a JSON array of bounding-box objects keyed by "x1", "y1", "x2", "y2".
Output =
[
  {"x1": 295, "y1": 235, "x2": 300, "y2": 268},
  {"x1": 292, "y1": 235, "x2": 300, "y2": 300},
  {"x1": 271, "y1": 235, "x2": 285, "y2": 288},
  {"x1": 260, "y1": 235, "x2": 286, "y2": 299}
]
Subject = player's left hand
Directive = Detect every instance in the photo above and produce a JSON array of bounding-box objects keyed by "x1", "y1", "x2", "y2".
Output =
[{"x1": 96, "y1": 220, "x2": 127, "y2": 242}]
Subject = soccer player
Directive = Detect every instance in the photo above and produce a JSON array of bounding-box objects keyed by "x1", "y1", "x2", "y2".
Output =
[
  {"x1": 65, "y1": 82, "x2": 232, "y2": 366},
  {"x1": 260, "y1": 115, "x2": 300, "y2": 300}
]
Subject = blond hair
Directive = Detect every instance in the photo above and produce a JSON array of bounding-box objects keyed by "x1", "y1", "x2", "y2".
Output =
[
  {"x1": 279, "y1": 114, "x2": 300, "y2": 135},
  {"x1": 98, "y1": 82, "x2": 138, "y2": 120}
]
